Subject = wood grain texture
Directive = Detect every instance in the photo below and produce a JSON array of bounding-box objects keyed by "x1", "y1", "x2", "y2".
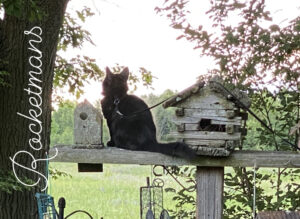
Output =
[
  {"x1": 196, "y1": 147, "x2": 231, "y2": 156},
  {"x1": 170, "y1": 88, "x2": 236, "y2": 110},
  {"x1": 172, "y1": 116, "x2": 242, "y2": 126},
  {"x1": 184, "y1": 139, "x2": 226, "y2": 147},
  {"x1": 49, "y1": 146, "x2": 300, "y2": 168},
  {"x1": 170, "y1": 131, "x2": 242, "y2": 141},
  {"x1": 163, "y1": 82, "x2": 205, "y2": 108},
  {"x1": 74, "y1": 100, "x2": 103, "y2": 145},
  {"x1": 196, "y1": 167, "x2": 224, "y2": 219},
  {"x1": 182, "y1": 108, "x2": 235, "y2": 118}
]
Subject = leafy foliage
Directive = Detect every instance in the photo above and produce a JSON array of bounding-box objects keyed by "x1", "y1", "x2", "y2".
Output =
[
  {"x1": 54, "y1": 55, "x2": 103, "y2": 99},
  {"x1": 0, "y1": 0, "x2": 44, "y2": 21},
  {"x1": 156, "y1": 0, "x2": 300, "y2": 89},
  {"x1": 244, "y1": 89, "x2": 299, "y2": 151},
  {"x1": 163, "y1": 166, "x2": 196, "y2": 219},
  {"x1": 157, "y1": 0, "x2": 300, "y2": 152},
  {"x1": 142, "y1": 89, "x2": 176, "y2": 141},
  {"x1": 109, "y1": 65, "x2": 155, "y2": 92},
  {"x1": 162, "y1": 167, "x2": 300, "y2": 218},
  {"x1": 156, "y1": 0, "x2": 300, "y2": 217},
  {"x1": 53, "y1": 8, "x2": 156, "y2": 101},
  {"x1": 0, "y1": 55, "x2": 10, "y2": 87},
  {"x1": 53, "y1": 7, "x2": 156, "y2": 101},
  {"x1": 0, "y1": 170, "x2": 33, "y2": 194},
  {"x1": 53, "y1": 7, "x2": 104, "y2": 101},
  {"x1": 49, "y1": 168, "x2": 71, "y2": 180},
  {"x1": 0, "y1": 70, "x2": 10, "y2": 87},
  {"x1": 58, "y1": 7, "x2": 95, "y2": 51},
  {"x1": 50, "y1": 100, "x2": 76, "y2": 146},
  {"x1": 224, "y1": 167, "x2": 300, "y2": 218}
]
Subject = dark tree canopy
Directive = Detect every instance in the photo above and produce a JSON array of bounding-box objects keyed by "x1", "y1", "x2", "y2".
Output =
[{"x1": 0, "y1": 1, "x2": 69, "y2": 218}]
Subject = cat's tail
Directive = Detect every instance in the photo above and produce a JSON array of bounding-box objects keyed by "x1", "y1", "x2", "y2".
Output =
[{"x1": 148, "y1": 142, "x2": 198, "y2": 160}]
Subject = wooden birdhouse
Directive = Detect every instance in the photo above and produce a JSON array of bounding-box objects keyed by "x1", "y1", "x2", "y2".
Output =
[
  {"x1": 163, "y1": 77, "x2": 250, "y2": 157},
  {"x1": 74, "y1": 99, "x2": 103, "y2": 172},
  {"x1": 74, "y1": 99, "x2": 103, "y2": 145}
]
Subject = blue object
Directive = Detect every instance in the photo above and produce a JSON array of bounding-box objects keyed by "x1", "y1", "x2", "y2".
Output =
[{"x1": 35, "y1": 193, "x2": 57, "y2": 219}]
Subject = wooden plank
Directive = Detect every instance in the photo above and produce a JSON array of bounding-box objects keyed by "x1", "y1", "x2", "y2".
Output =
[
  {"x1": 184, "y1": 139, "x2": 226, "y2": 147},
  {"x1": 196, "y1": 166, "x2": 224, "y2": 219},
  {"x1": 183, "y1": 108, "x2": 233, "y2": 118},
  {"x1": 49, "y1": 146, "x2": 300, "y2": 168},
  {"x1": 170, "y1": 131, "x2": 241, "y2": 141},
  {"x1": 196, "y1": 147, "x2": 231, "y2": 156},
  {"x1": 211, "y1": 119, "x2": 241, "y2": 126},
  {"x1": 163, "y1": 82, "x2": 205, "y2": 108},
  {"x1": 183, "y1": 124, "x2": 199, "y2": 131},
  {"x1": 173, "y1": 116, "x2": 242, "y2": 126},
  {"x1": 173, "y1": 88, "x2": 236, "y2": 110},
  {"x1": 179, "y1": 124, "x2": 239, "y2": 132},
  {"x1": 182, "y1": 123, "x2": 227, "y2": 132}
]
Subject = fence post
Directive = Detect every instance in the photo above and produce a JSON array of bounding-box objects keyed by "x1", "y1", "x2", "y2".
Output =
[{"x1": 196, "y1": 166, "x2": 224, "y2": 219}]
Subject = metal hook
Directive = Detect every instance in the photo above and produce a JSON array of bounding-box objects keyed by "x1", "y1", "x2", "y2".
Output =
[
  {"x1": 153, "y1": 165, "x2": 196, "y2": 192},
  {"x1": 152, "y1": 178, "x2": 164, "y2": 187},
  {"x1": 153, "y1": 165, "x2": 164, "y2": 177}
]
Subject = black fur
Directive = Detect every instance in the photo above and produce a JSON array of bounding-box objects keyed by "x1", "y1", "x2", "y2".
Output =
[{"x1": 101, "y1": 67, "x2": 197, "y2": 160}]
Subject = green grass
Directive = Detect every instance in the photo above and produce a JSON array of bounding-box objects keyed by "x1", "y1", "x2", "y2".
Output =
[
  {"x1": 49, "y1": 164, "x2": 296, "y2": 219},
  {"x1": 49, "y1": 163, "x2": 183, "y2": 219}
]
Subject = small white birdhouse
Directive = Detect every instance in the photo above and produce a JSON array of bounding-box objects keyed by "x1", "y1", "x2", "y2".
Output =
[
  {"x1": 74, "y1": 99, "x2": 103, "y2": 145},
  {"x1": 163, "y1": 78, "x2": 250, "y2": 156}
]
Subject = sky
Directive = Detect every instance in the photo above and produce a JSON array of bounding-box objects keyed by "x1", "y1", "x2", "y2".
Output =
[{"x1": 63, "y1": 0, "x2": 300, "y2": 104}]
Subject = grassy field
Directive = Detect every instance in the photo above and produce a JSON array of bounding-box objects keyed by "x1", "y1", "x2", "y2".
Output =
[
  {"x1": 49, "y1": 162, "x2": 186, "y2": 219},
  {"x1": 49, "y1": 163, "x2": 296, "y2": 219}
]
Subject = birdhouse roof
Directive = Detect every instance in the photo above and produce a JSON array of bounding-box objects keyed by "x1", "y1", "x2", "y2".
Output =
[
  {"x1": 163, "y1": 81, "x2": 205, "y2": 108},
  {"x1": 75, "y1": 99, "x2": 102, "y2": 117},
  {"x1": 163, "y1": 78, "x2": 251, "y2": 109},
  {"x1": 76, "y1": 99, "x2": 93, "y2": 110}
]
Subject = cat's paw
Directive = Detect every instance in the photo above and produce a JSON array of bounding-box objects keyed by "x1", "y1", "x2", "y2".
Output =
[{"x1": 107, "y1": 140, "x2": 115, "y2": 147}]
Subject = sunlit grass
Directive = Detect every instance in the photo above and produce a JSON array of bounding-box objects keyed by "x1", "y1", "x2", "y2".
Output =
[
  {"x1": 49, "y1": 163, "x2": 295, "y2": 218},
  {"x1": 49, "y1": 163, "x2": 184, "y2": 219}
]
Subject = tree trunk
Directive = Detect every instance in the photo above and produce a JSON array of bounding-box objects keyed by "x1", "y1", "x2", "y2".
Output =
[{"x1": 0, "y1": 0, "x2": 68, "y2": 218}]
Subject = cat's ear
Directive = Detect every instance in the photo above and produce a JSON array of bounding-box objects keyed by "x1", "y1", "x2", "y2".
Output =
[
  {"x1": 105, "y1": 67, "x2": 113, "y2": 80},
  {"x1": 120, "y1": 67, "x2": 129, "y2": 81},
  {"x1": 106, "y1": 67, "x2": 113, "y2": 75}
]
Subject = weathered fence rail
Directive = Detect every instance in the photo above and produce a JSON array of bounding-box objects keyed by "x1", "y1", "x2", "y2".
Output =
[{"x1": 49, "y1": 146, "x2": 300, "y2": 168}]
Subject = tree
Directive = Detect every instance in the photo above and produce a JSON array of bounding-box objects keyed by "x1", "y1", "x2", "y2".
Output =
[
  {"x1": 142, "y1": 89, "x2": 177, "y2": 141},
  {"x1": 0, "y1": 1, "x2": 69, "y2": 218},
  {"x1": 50, "y1": 101, "x2": 76, "y2": 146},
  {"x1": 156, "y1": 0, "x2": 300, "y2": 217},
  {"x1": 0, "y1": 2, "x2": 156, "y2": 216}
]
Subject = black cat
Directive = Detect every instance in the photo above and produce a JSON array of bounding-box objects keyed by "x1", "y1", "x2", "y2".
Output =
[{"x1": 101, "y1": 67, "x2": 197, "y2": 160}]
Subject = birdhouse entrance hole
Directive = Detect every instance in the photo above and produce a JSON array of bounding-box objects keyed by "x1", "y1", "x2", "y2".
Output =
[
  {"x1": 80, "y1": 112, "x2": 88, "y2": 120},
  {"x1": 198, "y1": 119, "x2": 226, "y2": 132}
]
